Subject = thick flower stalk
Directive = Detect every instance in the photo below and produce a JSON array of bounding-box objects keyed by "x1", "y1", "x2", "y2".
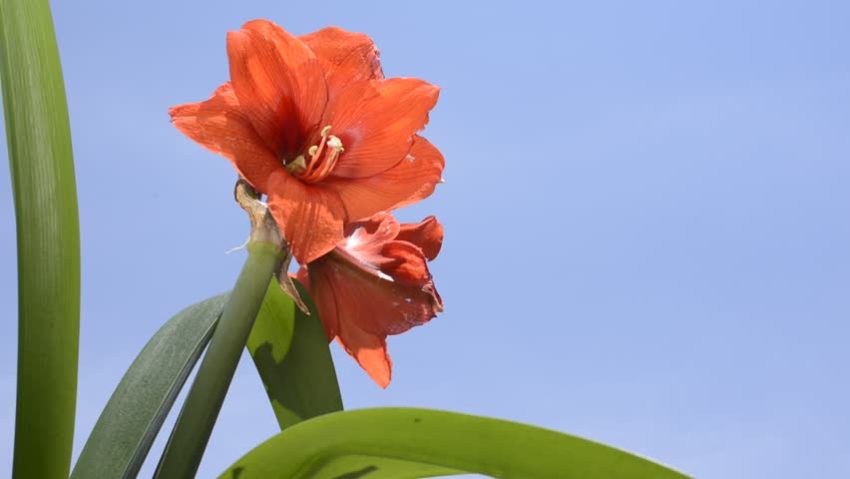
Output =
[
  {"x1": 299, "y1": 213, "x2": 444, "y2": 387},
  {"x1": 170, "y1": 20, "x2": 444, "y2": 264}
]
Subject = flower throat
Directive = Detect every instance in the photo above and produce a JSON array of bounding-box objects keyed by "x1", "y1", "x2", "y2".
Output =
[{"x1": 284, "y1": 125, "x2": 344, "y2": 183}]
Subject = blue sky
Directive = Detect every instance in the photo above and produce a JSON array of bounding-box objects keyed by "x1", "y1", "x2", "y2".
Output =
[{"x1": 2, "y1": 1, "x2": 849, "y2": 477}]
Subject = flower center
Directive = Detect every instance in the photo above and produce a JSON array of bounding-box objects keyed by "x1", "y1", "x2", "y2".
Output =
[{"x1": 284, "y1": 125, "x2": 344, "y2": 183}]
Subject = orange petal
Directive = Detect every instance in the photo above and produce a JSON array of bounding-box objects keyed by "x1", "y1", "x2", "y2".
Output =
[
  {"x1": 311, "y1": 236, "x2": 441, "y2": 336},
  {"x1": 378, "y1": 241, "x2": 436, "y2": 287},
  {"x1": 325, "y1": 78, "x2": 439, "y2": 179},
  {"x1": 299, "y1": 26, "x2": 383, "y2": 99},
  {"x1": 298, "y1": 264, "x2": 337, "y2": 341},
  {"x1": 302, "y1": 213, "x2": 443, "y2": 387},
  {"x1": 227, "y1": 20, "x2": 327, "y2": 157},
  {"x1": 336, "y1": 322, "x2": 392, "y2": 388},
  {"x1": 304, "y1": 258, "x2": 392, "y2": 387},
  {"x1": 325, "y1": 136, "x2": 444, "y2": 221},
  {"x1": 169, "y1": 83, "x2": 279, "y2": 192},
  {"x1": 397, "y1": 216, "x2": 444, "y2": 261},
  {"x1": 341, "y1": 212, "x2": 400, "y2": 252},
  {"x1": 265, "y1": 170, "x2": 346, "y2": 264}
]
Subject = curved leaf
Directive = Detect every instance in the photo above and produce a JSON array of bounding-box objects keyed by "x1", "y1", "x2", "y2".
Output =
[
  {"x1": 220, "y1": 408, "x2": 689, "y2": 479},
  {"x1": 1, "y1": 0, "x2": 80, "y2": 476},
  {"x1": 298, "y1": 455, "x2": 460, "y2": 479},
  {"x1": 248, "y1": 280, "x2": 343, "y2": 430},
  {"x1": 71, "y1": 294, "x2": 228, "y2": 479}
]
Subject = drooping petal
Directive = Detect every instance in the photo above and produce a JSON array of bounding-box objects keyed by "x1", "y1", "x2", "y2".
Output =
[
  {"x1": 301, "y1": 213, "x2": 443, "y2": 387},
  {"x1": 299, "y1": 26, "x2": 383, "y2": 99},
  {"x1": 397, "y1": 216, "x2": 444, "y2": 261},
  {"x1": 336, "y1": 322, "x2": 392, "y2": 388},
  {"x1": 328, "y1": 250, "x2": 437, "y2": 334},
  {"x1": 307, "y1": 256, "x2": 425, "y2": 387},
  {"x1": 322, "y1": 246, "x2": 439, "y2": 354},
  {"x1": 227, "y1": 20, "x2": 327, "y2": 157},
  {"x1": 325, "y1": 135, "x2": 444, "y2": 221},
  {"x1": 169, "y1": 83, "x2": 279, "y2": 192},
  {"x1": 298, "y1": 264, "x2": 337, "y2": 340},
  {"x1": 302, "y1": 257, "x2": 393, "y2": 387},
  {"x1": 265, "y1": 170, "x2": 346, "y2": 264},
  {"x1": 326, "y1": 78, "x2": 439, "y2": 178}
]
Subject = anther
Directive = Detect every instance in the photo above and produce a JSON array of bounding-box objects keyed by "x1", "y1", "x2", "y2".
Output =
[
  {"x1": 327, "y1": 135, "x2": 344, "y2": 151},
  {"x1": 286, "y1": 155, "x2": 307, "y2": 173}
]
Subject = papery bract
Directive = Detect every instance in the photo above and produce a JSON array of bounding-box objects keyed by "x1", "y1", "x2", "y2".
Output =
[
  {"x1": 298, "y1": 213, "x2": 443, "y2": 387},
  {"x1": 170, "y1": 20, "x2": 443, "y2": 263}
]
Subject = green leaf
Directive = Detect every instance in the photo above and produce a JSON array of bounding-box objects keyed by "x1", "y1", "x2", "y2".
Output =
[
  {"x1": 293, "y1": 455, "x2": 460, "y2": 479},
  {"x1": 248, "y1": 281, "x2": 297, "y2": 367},
  {"x1": 220, "y1": 408, "x2": 690, "y2": 479},
  {"x1": 155, "y1": 241, "x2": 284, "y2": 479},
  {"x1": 71, "y1": 294, "x2": 228, "y2": 479},
  {"x1": 248, "y1": 280, "x2": 343, "y2": 430},
  {"x1": 0, "y1": 0, "x2": 80, "y2": 477}
]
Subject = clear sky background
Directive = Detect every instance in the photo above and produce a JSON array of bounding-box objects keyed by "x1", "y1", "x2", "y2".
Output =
[{"x1": 2, "y1": 1, "x2": 849, "y2": 477}]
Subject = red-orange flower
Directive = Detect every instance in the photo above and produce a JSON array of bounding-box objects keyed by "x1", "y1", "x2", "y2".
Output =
[
  {"x1": 298, "y1": 213, "x2": 443, "y2": 387},
  {"x1": 170, "y1": 20, "x2": 443, "y2": 263}
]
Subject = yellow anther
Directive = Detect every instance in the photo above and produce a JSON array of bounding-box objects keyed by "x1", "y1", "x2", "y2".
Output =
[
  {"x1": 327, "y1": 135, "x2": 344, "y2": 151},
  {"x1": 320, "y1": 125, "x2": 332, "y2": 137},
  {"x1": 308, "y1": 145, "x2": 318, "y2": 156},
  {"x1": 286, "y1": 155, "x2": 307, "y2": 173}
]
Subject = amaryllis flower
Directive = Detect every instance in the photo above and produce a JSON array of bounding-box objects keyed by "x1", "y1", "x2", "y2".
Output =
[
  {"x1": 298, "y1": 213, "x2": 443, "y2": 387},
  {"x1": 170, "y1": 20, "x2": 443, "y2": 263}
]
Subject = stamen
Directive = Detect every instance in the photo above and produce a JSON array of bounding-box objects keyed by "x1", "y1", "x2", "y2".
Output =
[
  {"x1": 312, "y1": 135, "x2": 344, "y2": 179},
  {"x1": 327, "y1": 135, "x2": 343, "y2": 151},
  {"x1": 303, "y1": 125, "x2": 334, "y2": 176},
  {"x1": 286, "y1": 155, "x2": 307, "y2": 173},
  {"x1": 292, "y1": 125, "x2": 345, "y2": 183}
]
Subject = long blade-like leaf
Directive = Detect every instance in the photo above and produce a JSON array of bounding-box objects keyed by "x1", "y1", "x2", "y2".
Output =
[
  {"x1": 247, "y1": 280, "x2": 343, "y2": 430},
  {"x1": 0, "y1": 0, "x2": 80, "y2": 477},
  {"x1": 155, "y1": 241, "x2": 283, "y2": 479},
  {"x1": 71, "y1": 294, "x2": 228, "y2": 479},
  {"x1": 220, "y1": 408, "x2": 690, "y2": 479}
]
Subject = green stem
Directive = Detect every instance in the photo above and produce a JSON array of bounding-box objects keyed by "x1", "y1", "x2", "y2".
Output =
[
  {"x1": 155, "y1": 240, "x2": 283, "y2": 478},
  {"x1": 1, "y1": 0, "x2": 81, "y2": 477}
]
